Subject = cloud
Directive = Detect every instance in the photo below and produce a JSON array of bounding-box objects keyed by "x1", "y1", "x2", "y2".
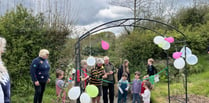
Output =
[{"x1": 96, "y1": 5, "x2": 132, "y2": 19}]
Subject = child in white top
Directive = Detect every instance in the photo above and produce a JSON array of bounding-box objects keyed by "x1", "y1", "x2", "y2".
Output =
[{"x1": 142, "y1": 81, "x2": 152, "y2": 103}]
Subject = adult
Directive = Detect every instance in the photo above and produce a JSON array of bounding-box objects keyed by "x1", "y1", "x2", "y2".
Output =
[
  {"x1": 0, "y1": 37, "x2": 10, "y2": 103},
  {"x1": 102, "y1": 56, "x2": 116, "y2": 103},
  {"x1": 30, "y1": 49, "x2": 51, "y2": 103},
  {"x1": 147, "y1": 58, "x2": 157, "y2": 76},
  {"x1": 76, "y1": 60, "x2": 89, "y2": 90},
  {"x1": 89, "y1": 58, "x2": 105, "y2": 103},
  {"x1": 118, "y1": 59, "x2": 130, "y2": 82}
]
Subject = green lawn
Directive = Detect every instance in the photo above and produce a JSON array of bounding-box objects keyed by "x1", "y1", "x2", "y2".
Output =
[
  {"x1": 11, "y1": 55, "x2": 209, "y2": 103},
  {"x1": 152, "y1": 55, "x2": 209, "y2": 103}
]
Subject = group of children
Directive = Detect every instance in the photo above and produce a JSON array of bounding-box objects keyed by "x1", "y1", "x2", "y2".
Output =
[
  {"x1": 118, "y1": 72, "x2": 152, "y2": 103},
  {"x1": 55, "y1": 59, "x2": 154, "y2": 103}
]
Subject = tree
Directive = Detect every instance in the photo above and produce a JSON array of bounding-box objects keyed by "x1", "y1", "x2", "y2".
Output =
[{"x1": 0, "y1": 5, "x2": 71, "y2": 95}]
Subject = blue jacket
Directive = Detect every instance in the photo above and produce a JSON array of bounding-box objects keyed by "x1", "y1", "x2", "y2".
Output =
[
  {"x1": 30, "y1": 57, "x2": 50, "y2": 83},
  {"x1": 0, "y1": 72, "x2": 10, "y2": 103},
  {"x1": 0, "y1": 62, "x2": 11, "y2": 103}
]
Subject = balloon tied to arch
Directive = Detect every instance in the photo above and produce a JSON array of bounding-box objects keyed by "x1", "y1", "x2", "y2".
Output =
[{"x1": 153, "y1": 36, "x2": 198, "y2": 70}]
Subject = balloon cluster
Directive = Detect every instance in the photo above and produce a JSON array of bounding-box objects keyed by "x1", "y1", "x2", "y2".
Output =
[
  {"x1": 68, "y1": 85, "x2": 99, "y2": 103},
  {"x1": 153, "y1": 36, "x2": 174, "y2": 50},
  {"x1": 173, "y1": 46, "x2": 198, "y2": 69},
  {"x1": 153, "y1": 36, "x2": 198, "y2": 70}
]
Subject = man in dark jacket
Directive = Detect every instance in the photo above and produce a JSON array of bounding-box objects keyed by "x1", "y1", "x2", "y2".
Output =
[{"x1": 102, "y1": 56, "x2": 116, "y2": 103}]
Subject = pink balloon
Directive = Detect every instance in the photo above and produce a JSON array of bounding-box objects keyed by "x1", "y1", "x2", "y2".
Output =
[
  {"x1": 164, "y1": 37, "x2": 174, "y2": 43},
  {"x1": 101, "y1": 40, "x2": 109, "y2": 50},
  {"x1": 172, "y1": 52, "x2": 182, "y2": 59}
]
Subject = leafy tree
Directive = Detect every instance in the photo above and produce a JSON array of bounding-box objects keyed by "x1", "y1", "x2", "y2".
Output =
[{"x1": 0, "y1": 5, "x2": 71, "y2": 95}]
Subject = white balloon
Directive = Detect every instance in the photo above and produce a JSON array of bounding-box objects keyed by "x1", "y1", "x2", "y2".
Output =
[
  {"x1": 153, "y1": 36, "x2": 165, "y2": 44},
  {"x1": 162, "y1": 41, "x2": 170, "y2": 50},
  {"x1": 80, "y1": 92, "x2": 91, "y2": 103},
  {"x1": 186, "y1": 54, "x2": 198, "y2": 65},
  {"x1": 174, "y1": 58, "x2": 185, "y2": 69},
  {"x1": 71, "y1": 68, "x2": 76, "y2": 74},
  {"x1": 87, "y1": 56, "x2": 96, "y2": 66},
  {"x1": 68, "y1": 87, "x2": 81, "y2": 100},
  {"x1": 180, "y1": 46, "x2": 192, "y2": 58}
]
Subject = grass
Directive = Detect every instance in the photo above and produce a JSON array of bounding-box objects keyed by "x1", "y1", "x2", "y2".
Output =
[
  {"x1": 11, "y1": 55, "x2": 209, "y2": 103},
  {"x1": 152, "y1": 55, "x2": 209, "y2": 102}
]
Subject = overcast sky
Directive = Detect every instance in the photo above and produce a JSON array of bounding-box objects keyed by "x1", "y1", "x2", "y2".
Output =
[{"x1": 0, "y1": 0, "x2": 208, "y2": 36}]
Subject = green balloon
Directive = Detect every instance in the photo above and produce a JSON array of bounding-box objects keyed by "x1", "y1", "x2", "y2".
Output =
[{"x1": 86, "y1": 85, "x2": 99, "y2": 98}]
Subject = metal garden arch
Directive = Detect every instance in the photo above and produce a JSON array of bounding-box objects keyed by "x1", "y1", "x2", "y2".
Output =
[{"x1": 74, "y1": 18, "x2": 188, "y2": 103}]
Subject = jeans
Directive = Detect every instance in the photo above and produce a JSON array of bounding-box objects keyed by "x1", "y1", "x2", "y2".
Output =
[
  {"x1": 118, "y1": 90, "x2": 127, "y2": 103},
  {"x1": 132, "y1": 93, "x2": 140, "y2": 103},
  {"x1": 103, "y1": 83, "x2": 114, "y2": 103},
  {"x1": 34, "y1": 82, "x2": 46, "y2": 103}
]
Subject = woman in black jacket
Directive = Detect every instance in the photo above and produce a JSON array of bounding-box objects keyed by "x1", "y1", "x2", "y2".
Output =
[{"x1": 118, "y1": 59, "x2": 130, "y2": 82}]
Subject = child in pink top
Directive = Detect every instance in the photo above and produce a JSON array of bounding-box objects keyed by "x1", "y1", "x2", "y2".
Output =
[{"x1": 56, "y1": 69, "x2": 67, "y2": 103}]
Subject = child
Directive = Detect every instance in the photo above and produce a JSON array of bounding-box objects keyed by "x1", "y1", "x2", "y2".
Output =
[
  {"x1": 142, "y1": 81, "x2": 152, "y2": 103},
  {"x1": 118, "y1": 73, "x2": 129, "y2": 103},
  {"x1": 147, "y1": 58, "x2": 157, "y2": 76},
  {"x1": 141, "y1": 75, "x2": 149, "y2": 103},
  {"x1": 141, "y1": 75, "x2": 149, "y2": 94},
  {"x1": 56, "y1": 69, "x2": 67, "y2": 103},
  {"x1": 131, "y1": 71, "x2": 142, "y2": 103}
]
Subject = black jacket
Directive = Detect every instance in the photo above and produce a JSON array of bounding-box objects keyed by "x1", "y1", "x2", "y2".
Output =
[
  {"x1": 147, "y1": 65, "x2": 157, "y2": 76},
  {"x1": 118, "y1": 65, "x2": 131, "y2": 82}
]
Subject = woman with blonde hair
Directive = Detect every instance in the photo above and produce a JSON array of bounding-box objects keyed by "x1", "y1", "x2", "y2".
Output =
[
  {"x1": 0, "y1": 37, "x2": 11, "y2": 103},
  {"x1": 30, "y1": 49, "x2": 51, "y2": 103},
  {"x1": 118, "y1": 59, "x2": 130, "y2": 82}
]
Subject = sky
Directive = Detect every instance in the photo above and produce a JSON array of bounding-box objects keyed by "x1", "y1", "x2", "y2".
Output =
[{"x1": 0, "y1": 0, "x2": 208, "y2": 36}]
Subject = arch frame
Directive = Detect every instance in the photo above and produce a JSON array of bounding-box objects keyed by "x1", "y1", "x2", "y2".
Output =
[{"x1": 74, "y1": 18, "x2": 188, "y2": 103}]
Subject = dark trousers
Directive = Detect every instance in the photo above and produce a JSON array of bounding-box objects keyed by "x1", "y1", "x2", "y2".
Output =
[
  {"x1": 117, "y1": 90, "x2": 127, "y2": 103},
  {"x1": 132, "y1": 93, "x2": 140, "y2": 103},
  {"x1": 34, "y1": 82, "x2": 46, "y2": 103},
  {"x1": 103, "y1": 83, "x2": 114, "y2": 103}
]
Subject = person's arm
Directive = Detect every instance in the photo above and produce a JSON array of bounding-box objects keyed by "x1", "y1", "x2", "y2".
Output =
[
  {"x1": 117, "y1": 66, "x2": 122, "y2": 81},
  {"x1": 152, "y1": 65, "x2": 157, "y2": 74},
  {"x1": 142, "y1": 90, "x2": 149, "y2": 99},
  {"x1": 57, "y1": 80, "x2": 65, "y2": 88},
  {"x1": 131, "y1": 80, "x2": 134, "y2": 93},
  {"x1": 147, "y1": 66, "x2": 149, "y2": 75},
  {"x1": 30, "y1": 59, "x2": 38, "y2": 82},
  {"x1": 76, "y1": 69, "x2": 80, "y2": 82},
  {"x1": 139, "y1": 81, "x2": 142, "y2": 94},
  {"x1": 118, "y1": 80, "x2": 123, "y2": 94},
  {"x1": 125, "y1": 80, "x2": 129, "y2": 91}
]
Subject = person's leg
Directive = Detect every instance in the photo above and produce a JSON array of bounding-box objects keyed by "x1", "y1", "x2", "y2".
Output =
[
  {"x1": 97, "y1": 96, "x2": 101, "y2": 103},
  {"x1": 92, "y1": 98, "x2": 96, "y2": 103},
  {"x1": 62, "y1": 91, "x2": 66, "y2": 103},
  {"x1": 39, "y1": 82, "x2": 46, "y2": 103},
  {"x1": 136, "y1": 93, "x2": 140, "y2": 103},
  {"x1": 102, "y1": 86, "x2": 108, "y2": 103},
  {"x1": 34, "y1": 84, "x2": 41, "y2": 103},
  {"x1": 109, "y1": 83, "x2": 114, "y2": 103},
  {"x1": 123, "y1": 91, "x2": 127, "y2": 103},
  {"x1": 117, "y1": 91, "x2": 122, "y2": 103},
  {"x1": 132, "y1": 93, "x2": 136, "y2": 103}
]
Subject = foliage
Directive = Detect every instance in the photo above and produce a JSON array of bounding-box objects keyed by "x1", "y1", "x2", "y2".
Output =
[
  {"x1": 0, "y1": 5, "x2": 71, "y2": 96},
  {"x1": 171, "y1": 6, "x2": 209, "y2": 27}
]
